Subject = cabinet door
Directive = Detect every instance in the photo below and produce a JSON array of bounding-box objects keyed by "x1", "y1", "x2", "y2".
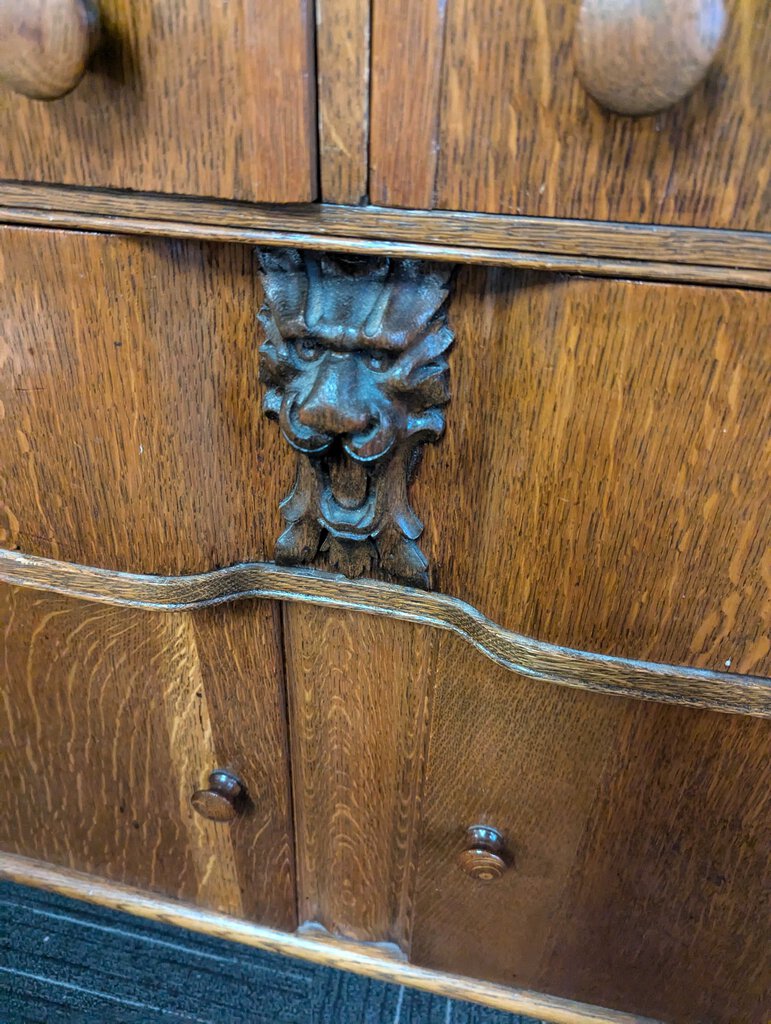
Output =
[
  {"x1": 370, "y1": 0, "x2": 769, "y2": 228},
  {"x1": 0, "y1": 0, "x2": 316, "y2": 202},
  {"x1": 0, "y1": 586, "x2": 296, "y2": 930},
  {"x1": 409, "y1": 633, "x2": 770, "y2": 1024}
]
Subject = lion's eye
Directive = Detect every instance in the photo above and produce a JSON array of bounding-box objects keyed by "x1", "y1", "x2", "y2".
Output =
[
  {"x1": 363, "y1": 350, "x2": 394, "y2": 372},
  {"x1": 294, "y1": 338, "x2": 323, "y2": 362}
]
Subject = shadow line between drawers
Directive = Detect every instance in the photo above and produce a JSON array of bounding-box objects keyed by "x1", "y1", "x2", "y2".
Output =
[{"x1": 1, "y1": 548, "x2": 768, "y2": 719}]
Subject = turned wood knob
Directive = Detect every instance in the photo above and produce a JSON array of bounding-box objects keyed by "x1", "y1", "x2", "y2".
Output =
[
  {"x1": 191, "y1": 770, "x2": 245, "y2": 823},
  {"x1": 0, "y1": 0, "x2": 100, "y2": 100},
  {"x1": 457, "y1": 825, "x2": 510, "y2": 881},
  {"x1": 575, "y1": 0, "x2": 727, "y2": 115}
]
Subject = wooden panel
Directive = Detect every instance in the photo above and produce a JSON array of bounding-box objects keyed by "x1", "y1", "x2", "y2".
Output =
[
  {"x1": 283, "y1": 604, "x2": 438, "y2": 949},
  {"x1": 413, "y1": 267, "x2": 771, "y2": 676},
  {"x1": 0, "y1": 0, "x2": 316, "y2": 202},
  {"x1": 0, "y1": 585, "x2": 296, "y2": 929},
  {"x1": 316, "y1": 0, "x2": 370, "y2": 203},
  {"x1": 0, "y1": 226, "x2": 295, "y2": 575},
  {"x1": 369, "y1": 0, "x2": 770, "y2": 229},
  {"x1": 410, "y1": 632, "x2": 771, "y2": 1024}
]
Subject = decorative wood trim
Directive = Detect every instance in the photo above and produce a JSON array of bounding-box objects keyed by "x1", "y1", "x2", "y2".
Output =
[
  {"x1": 258, "y1": 248, "x2": 454, "y2": 585},
  {"x1": 0, "y1": 853, "x2": 664, "y2": 1024},
  {"x1": 1, "y1": 549, "x2": 768, "y2": 718},
  {"x1": 0, "y1": 183, "x2": 768, "y2": 288}
]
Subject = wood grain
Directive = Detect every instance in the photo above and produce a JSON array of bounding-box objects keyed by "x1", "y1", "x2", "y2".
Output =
[
  {"x1": 370, "y1": 0, "x2": 771, "y2": 229},
  {"x1": 3, "y1": 552, "x2": 768, "y2": 718},
  {"x1": 0, "y1": 854, "x2": 663, "y2": 1024},
  {"x1": 2, "y1": 230, "x2": 768, "y2": 679},
  {"x1": 3, "y1": 183, "x2": 769, "y2": 271},
  {"x1": 316, "y1": 0, "x2": 369, "y2": 203},
  {"x1": 410, "y1": 632, "x2": 771, "y2": 1024},
  {"x1": 0, "y1": 584, "x2": 296, "y2": 928},
  {"x1": 369, "y1": 0, "x2": 448, "y2": 209},
  {"x1": 0, "y1": 226, "x2": 294, "y2": 575},
  {"x1": 3, "y1": 206, "x2": 767, "y2": 287},
  {"x1": 0, "y1": 0, "x2": 317, "y2": 202},
  {"x1": 283, "y1": 605, "x2": 438, "y2": 947}
]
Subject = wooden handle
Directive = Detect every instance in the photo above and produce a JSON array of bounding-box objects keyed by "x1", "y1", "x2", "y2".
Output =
[
  {"x1": 457, "y1": 825, "x2": 510, "y2": 881},
  {"x1": 0, "y1": 0, "x2": 100, "y2": 100},
  {"x1": 191, "y1": 770, "x2": 245, "y2": 823},
  {"x1": 575, "y1": 0, "x2": 727, "y2": 115}
]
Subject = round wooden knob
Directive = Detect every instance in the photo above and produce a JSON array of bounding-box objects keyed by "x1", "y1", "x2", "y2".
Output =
[
  {"x1": 575, "y1": 0, "x2": 727, "y2": 115},
  {"x1": 191, "y1": 770, "x2": 245, "y2": 823},
  {"x1": 457, "y1": 825, "x2": 510, "y2": 881},
  {"x1": 0, "y1": 0, "x2": 100, "y2": 100}
]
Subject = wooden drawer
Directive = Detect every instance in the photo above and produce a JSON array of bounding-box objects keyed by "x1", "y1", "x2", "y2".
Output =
[
  {"x1": 3, "y1": 228, "x2": 768, "y2": 679},
  {"x1": 0, "y1": 0, "x2": 316, "y2": 202},
  {"x1": 407, "y1": 634, "x2": 770, "y2": 1024},
  {"x1": 370, "y1": 0, "x2": 770, "y2": 229},
  {"x1": 0, "y1": 584, "x2": 295, "y2": 929}
]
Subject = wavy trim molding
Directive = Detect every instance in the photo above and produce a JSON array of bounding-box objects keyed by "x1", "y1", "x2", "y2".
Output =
[{"x1": 1, "y1": 548, "x2": 769, "y2": 718}]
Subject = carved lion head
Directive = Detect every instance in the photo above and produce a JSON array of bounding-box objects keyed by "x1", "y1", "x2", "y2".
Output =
[{"x1": 258, "y1": 248, "x2": 454, "y2": 586}]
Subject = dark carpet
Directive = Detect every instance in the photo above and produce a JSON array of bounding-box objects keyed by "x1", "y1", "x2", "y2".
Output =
[{"x1": 0, "y1": 882, "x2": 543, "y2": 1024}]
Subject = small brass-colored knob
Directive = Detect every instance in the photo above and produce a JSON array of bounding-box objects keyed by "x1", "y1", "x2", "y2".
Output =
[
  {"x1": 191, "y1": 770, "x2": 245, "y2": 823},
  {"x1": 457, "y1": 825, "x2": 510, "y2": 881},
  {"x1": 0, "y1": 0, "x2": 100, "y2": 100},
  {"x1": 575, "y1": 0, "x2": 727, "y2": 116}
]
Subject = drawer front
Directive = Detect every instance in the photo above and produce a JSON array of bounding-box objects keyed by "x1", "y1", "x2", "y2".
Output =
[
  {"x1": 409, "y1": 633, "x2": 770, "y2": 1024},
  {"x1": 0, "y1": 584, "x2": 296, "y2": 929},
  {"x1": 370, "y1": 0, "x2": 769, "y2": 229},
  {"x1": 2, "y1": 228, "x2": 769, "y2": 677},
  {"x1": 0, "y1": 0, "x2": 316, "y2": 202}
]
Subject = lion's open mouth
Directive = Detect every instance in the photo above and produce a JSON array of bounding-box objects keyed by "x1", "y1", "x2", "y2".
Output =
[{"x1": 314, "y1": 446, "x2": 379, "y2": 539}]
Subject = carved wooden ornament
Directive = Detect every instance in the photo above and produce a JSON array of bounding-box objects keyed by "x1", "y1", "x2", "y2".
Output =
[{"x1": 258, "y1": 249, "x2": 453, "y2": 587}]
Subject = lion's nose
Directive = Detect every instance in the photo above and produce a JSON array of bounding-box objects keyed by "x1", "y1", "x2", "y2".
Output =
[{"x1": 297, "y1": 357, "x2": 374, "y2": 437}]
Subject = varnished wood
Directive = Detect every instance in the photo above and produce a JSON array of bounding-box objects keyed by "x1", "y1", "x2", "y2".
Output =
[
  {"x1": 0, "y1": 0, "x2": 100, "y2": 100},
  {"x1": 456, "y1": 827, "x2": 510, "y2": 881},
  {"x1": 0, "y1": 0, "x2": 316, "y2": 202},
  {"x1": 0, "y1": 854, "x2": 663, "y2": 1024},
  {"x1": 410, "y1": 631, "x2": 771, "y2": 1023},
  {"x1": 190, "y1": 770, "x2": 245, "y2": 824},
  {"x1": 284, "y1": 606, "x2": 437, "y2": 947},
  {"x1": 1, "y1": 183, "x2": 769, "y2": 279},
  {"x1": 2, "y1": 551, "x2": 769, "y2": 718},
  {"x1": 4, "y1": 206, "x2": 767, "y2": 287},
  {"x1": 0, "y1": 585, "x2": 296, "y2": 927},
  {"x1": 370, "y1": 0, "x2": 770, "y2": 229},
  {"x1": 5, "y1": 232, "x2": 767, "y2": 677},
  {"x1": 316, "y1": 0, "x2": 369, "y2": 203},
  {"x1": 575, "y1": 0, "x2": 727, "y2": 115}
]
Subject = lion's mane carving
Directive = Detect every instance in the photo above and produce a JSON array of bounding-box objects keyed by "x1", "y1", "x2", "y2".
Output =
[{"x1": 257, "y1": 248, "x2": 454, "y2": 587}]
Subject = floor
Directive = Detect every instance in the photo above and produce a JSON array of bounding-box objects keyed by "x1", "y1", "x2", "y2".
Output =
[{"x1": 1, "y1": 882, "x2": 544, "y2": 1024}]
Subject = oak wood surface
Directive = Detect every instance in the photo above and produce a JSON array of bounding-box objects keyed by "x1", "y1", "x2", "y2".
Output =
[
  {"x1": 0, "y1": 0, "x2": 317, "y2": 202},
  {"x1": 0, "y1": 854, "x2": 662, "y2": 1024},
  {"x1": 0, "y1": 585, "x2": 296, "y2": 929},
  {"x1": 2, "y1": 228, "x2": 768, "y2": 677},
  {"x1": 0, "y1": 0, "x2": 100, "y2": 100},
  {"x1": 316, "y1": 0, "x2": 370, "y2": 204},
  {"x1": 2, "y1": 552, "x2": 768, "y2": 718},
  {"x1": 409, "y1": 631, "x2": 771, "y2": 1024},
  {"x1": 369, "y1": 0, "x2": 770, "y2": 229},
  {"x1": 4, "y1": 183, "x2": 769, "y2": 271},
  {"x1": 284, "y1": 606, "x2": 438, "y2": 947}
]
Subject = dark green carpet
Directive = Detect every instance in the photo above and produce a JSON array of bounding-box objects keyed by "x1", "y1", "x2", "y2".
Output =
[{"x1": 0, "y1": 882, "x2": 543, "y2": 1023}]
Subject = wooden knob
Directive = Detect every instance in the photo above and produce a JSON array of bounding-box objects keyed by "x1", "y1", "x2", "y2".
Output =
[
  {"x1": 191, "y1": 770, "x2": 245, "y2": 823},
  {"x1": 457, "y1": 825, "x2": 510, "y2": 881},
  {"x1": 575, "y1": 0, "x2": 727, "y2": 115},
  {"x1": 0, "y1": 0, "x2": 100, "y2": 100}
]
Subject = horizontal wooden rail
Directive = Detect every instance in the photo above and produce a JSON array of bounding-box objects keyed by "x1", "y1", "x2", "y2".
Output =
[{"x1": 1, "y1": 549, "x2": 768, "y2": 718}]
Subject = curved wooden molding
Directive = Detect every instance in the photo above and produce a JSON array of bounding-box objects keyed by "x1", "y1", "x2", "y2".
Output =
[
  {"x1": 0, "y1": 853, "x2": 664, "y2": 1024},
  {"x1": 1, "y1": 548, "x2": 768, "y2": 718}
]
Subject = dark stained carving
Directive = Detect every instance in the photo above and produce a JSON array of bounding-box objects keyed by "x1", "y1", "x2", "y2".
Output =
[{"x1": 257, "y1": 248, "x2": 454, "y2": 587}]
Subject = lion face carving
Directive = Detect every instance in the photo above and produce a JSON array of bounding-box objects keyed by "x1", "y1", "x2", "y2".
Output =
[{"x1": 258, "y1": 248, "x2": 454, "y2": 587}]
